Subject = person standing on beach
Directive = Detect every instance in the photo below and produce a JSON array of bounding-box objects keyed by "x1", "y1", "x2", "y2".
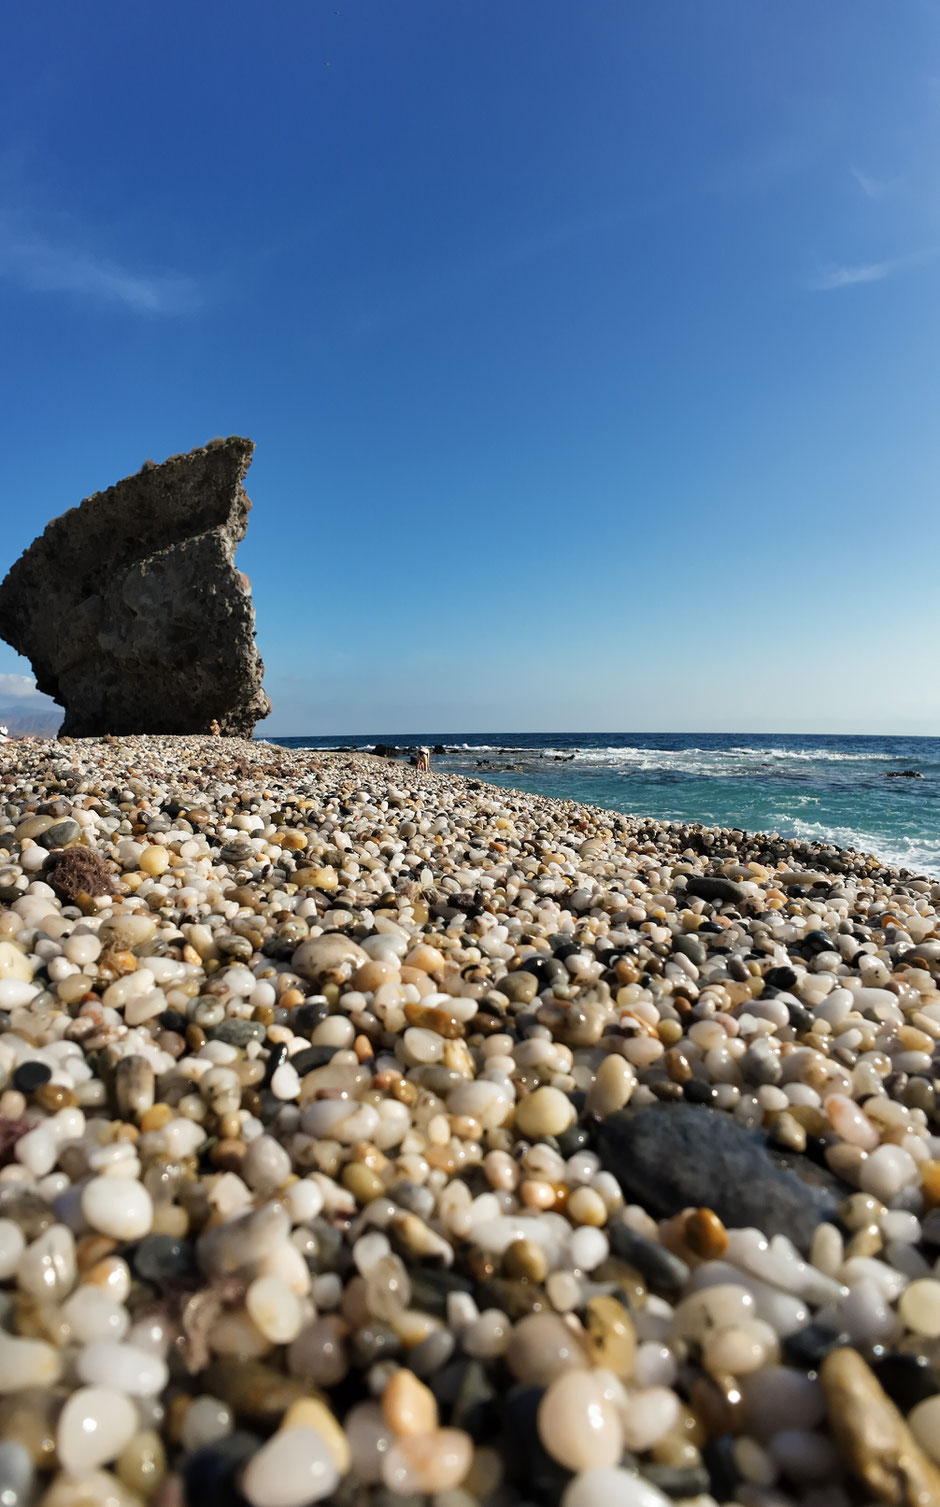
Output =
[{"x1": 417, "y1": 746, "x2": 430, "y2": 772}]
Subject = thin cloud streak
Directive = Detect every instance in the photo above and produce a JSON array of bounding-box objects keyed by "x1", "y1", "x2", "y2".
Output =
[
  {"x1": 809, "y1": 246, "x2": 938, "y2": 291},
  {"x1": 0, "y1": 217, "x2": 200, "y2": 314},
  {"x1": 850, "y1": 165, "x2": 891, "y2": 199}
]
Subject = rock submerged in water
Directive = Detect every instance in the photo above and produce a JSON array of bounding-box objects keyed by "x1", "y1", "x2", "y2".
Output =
[
  {"x1": 0, "y1": 437, "x2": 270, "y2": 737},
  {"x1": 597, "y1": 1103, "x2": 843, "y2": 1249}
]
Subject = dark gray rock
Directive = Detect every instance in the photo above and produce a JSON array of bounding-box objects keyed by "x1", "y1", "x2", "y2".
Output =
[
  {"x1": 607, "y1": 1221, "x2": 689, "y2": 1298},
  {"x1": 672, "y1": 932, "x2": 707, "y2": 966},
  {"x1": 38, "y1": 819, "x2": 81, "y2": 849},
  {"x1": 0, "y1": 438, "x2": 270, "y2": 737},
  {"x1": 598, "y1": 1102, "x2": 843, "y2": 1250},
  {"x1": 684, "y1": 874, "x2": 749, "y2": 906}
]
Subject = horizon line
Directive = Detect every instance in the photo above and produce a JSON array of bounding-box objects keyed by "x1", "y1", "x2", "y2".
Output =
[{"x1": 262, "y1": 728, "x2": 940, "y2": 739}]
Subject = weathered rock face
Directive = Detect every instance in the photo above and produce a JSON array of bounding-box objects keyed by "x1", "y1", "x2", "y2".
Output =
[{"x1": 0, "y1": 438, "x2": 271, "y2": 737}]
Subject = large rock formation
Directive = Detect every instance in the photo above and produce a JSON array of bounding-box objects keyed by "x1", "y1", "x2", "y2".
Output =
[{"x1": 0, "y1": 438, "x2": 271, "y2": 737}]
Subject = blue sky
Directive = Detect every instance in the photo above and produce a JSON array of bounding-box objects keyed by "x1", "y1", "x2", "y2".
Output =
[{"x1": 1, "y1": 0, "x2": 939, "y2": 735}]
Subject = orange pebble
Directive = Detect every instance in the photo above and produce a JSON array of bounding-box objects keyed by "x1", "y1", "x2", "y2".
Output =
[
  {"x1": 140, "y1": 1103, "x2": 174, "y2": 1133},
  {"x1": 921, "y1": 1160, "x2": 940, "y2": 1208}
]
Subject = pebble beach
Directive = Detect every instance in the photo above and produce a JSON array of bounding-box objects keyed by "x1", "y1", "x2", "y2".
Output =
[{"x1": 2, "y1": 735, "x2": 940, "y2": 1507}]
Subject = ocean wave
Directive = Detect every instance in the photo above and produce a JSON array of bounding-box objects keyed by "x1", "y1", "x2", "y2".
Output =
[
  {"x1": 773, "y1": 817, "x2": 940, "y2": 878},
  {"x1": 729, "y1": 746, "x2": 897, "y2": 763}
]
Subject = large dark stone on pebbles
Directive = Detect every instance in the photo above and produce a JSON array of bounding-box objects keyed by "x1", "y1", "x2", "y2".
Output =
[
  {"x1": 598, "y1": 1103, "x2": 844, "y2": 1250},
  {"x1": 683, "y1": 874, "x2": 748, "y2": 906},
  {"x1": 0, "y1": 438, "x2": 270, "y2": 737}
]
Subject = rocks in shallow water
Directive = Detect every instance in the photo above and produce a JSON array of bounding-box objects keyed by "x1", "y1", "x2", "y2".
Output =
[
  {"x1": 820, "y1": 1347, "x2": 940, "y2": 1504},
  {"x1": 0, "y1": 437, "x2": 270, "y2": 736},
  {"x1": 598, "y1": 1103, "x2": 842, "y2": 1249}
]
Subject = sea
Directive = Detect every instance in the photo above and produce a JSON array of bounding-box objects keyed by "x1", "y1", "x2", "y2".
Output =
[{"x1": 267, "y1": 733, "x2": 940, "y2": 879}]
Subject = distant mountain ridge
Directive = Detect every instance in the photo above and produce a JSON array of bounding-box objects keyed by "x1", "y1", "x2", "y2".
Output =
[{"x1": 0, "y1": 697, "x2": 60, "y2": 737}]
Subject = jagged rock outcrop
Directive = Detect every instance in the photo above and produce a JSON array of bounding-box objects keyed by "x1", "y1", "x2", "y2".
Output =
[{"x1": 0, "y1": 438, "x2": 271, "y2": 737}]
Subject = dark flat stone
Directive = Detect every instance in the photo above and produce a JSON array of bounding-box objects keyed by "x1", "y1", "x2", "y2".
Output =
[
  {"x1": 872, "y1": 1351, "x2": 940, "y2": 1413},
  {"x1": 598, "y1": 1103, "x2": 844, "y2": 1250},
  {"x1": 289, "y1": 1045, "x2": 339, "y2": 1075},
  {"x1": 684, "y1": 1079, "x2": 719, "y2": 1106},
  {"x1": 183, "y1": 1431, "x2": 259, "y2": 1507},
  {"x1": 134, "y1": 1234, "x2": 195, "y2": 1286},
  {"x1": 783, "y1": 1323, "x2": 850, "y2": 1370},
  {"x1": 684, "y1": 875, "x2": 748, "y2": 906},
  {"x1": 12, "y1": 1061, "x2": 52, "y2": 1094}
]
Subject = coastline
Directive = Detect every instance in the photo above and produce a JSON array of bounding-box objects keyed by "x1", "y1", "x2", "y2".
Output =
[
  {"x1": 2, "y1": 734, "x2": 940, "y2": 1503},
  {"x1": 270, "y1": 732, "x2": 940, "y2": 882}
]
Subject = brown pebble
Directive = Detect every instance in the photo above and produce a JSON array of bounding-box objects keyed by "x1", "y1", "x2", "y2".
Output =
[
  {"x1": 664, "y1": 1049, "x2": 692, "y2": 1084},
  {"x1": 76, "y1": 1234, "x2": 118, "y2": 1271},
  {"x1": 34, "y1": 1083, "x2": 78, "y2": 1113},
  {"x1": 140, "y1": 1102, "x2": 174, "y2": 1133},
  {"x1": 684, "y1": 1207, "x2": 729, "y2": 1261},
  {"x1": 821, "y1": 1346, "x2": 940, "y2": 1506},
  {"x1": 403, "y1": 1001, "x2": 465, "y2": 1039},
  {"x1": 164, "y1": 1394, "x2": 193, "y2": 1447},
  {"x1": 185, "y1": 1024, "x2": 208, "y2": 1051},
  {"x1": 690, "y1": 1371, "x2": 745, "y2": 1435},
  {"x1": 210, "y1": 1139, "x2": 247, "y2": 1171},
  {"x1": 503, "y1": 1238, "x2": 548, "y2": 1284},
  {"x1": 391, "y1": 1077, "x2": 419, "y2": 1107}
]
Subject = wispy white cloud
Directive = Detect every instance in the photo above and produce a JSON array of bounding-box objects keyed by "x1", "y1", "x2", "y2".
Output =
[
  {"x1": 0, "y1": 214, "x2": 200, "y2": 314},
  {"x1": 809, "y1": 246, "x2": 938, "y2": 291},
  {"x1": 0, "y1": 673, "x2": 42, "y2": 698},
  {"x1": 850, "y1": 165, "x2": 891, "y2": 199}
]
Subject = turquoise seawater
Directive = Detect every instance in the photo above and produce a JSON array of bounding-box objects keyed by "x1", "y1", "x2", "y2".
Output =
[{"x1": 268, "y1": 733, "x2": 940, "y2": 878}]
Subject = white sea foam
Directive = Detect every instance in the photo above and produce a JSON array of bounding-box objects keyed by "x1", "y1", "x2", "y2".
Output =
[{"x1": 773, "y1": 817, "x2": 940, "y2": 878}]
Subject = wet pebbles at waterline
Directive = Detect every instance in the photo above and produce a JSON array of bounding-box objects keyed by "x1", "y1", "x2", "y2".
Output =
[{"x1": 1, "y1": 735, "x2": 940, "y2": 1507}]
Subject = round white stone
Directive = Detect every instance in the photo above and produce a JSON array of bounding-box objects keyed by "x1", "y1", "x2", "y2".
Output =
[
  {"x1": 242, "y1": 1426, "x2": 339, "y2": 1507},
  {"x1": 562, "y1": 1468, "x2": 671, "y2": 1507},
  {"x1": 15, "y1": 1125, "x2": 58, "y2": 1178},
  {"x1": 76, "y1": 1340, "x2": 169, "y2": 1397},
  {"x1": 81, "y1": 1177, "x2": 153, "y2": 1240},
  {"x1": 61, "y1": 1287, "x2": 130, "y2": 1344},
  {"x1": 245, "y1": 1276, "x2": 304, "y2": 1344},
  {"x1": 56, "y1": 1386, "x2": 138, "y2": 1471}
]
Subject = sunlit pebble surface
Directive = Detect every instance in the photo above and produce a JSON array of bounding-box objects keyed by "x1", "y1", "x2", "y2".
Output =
[{"x1": 1, "y1": 738, "x2": 940, "y2": 1507}]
